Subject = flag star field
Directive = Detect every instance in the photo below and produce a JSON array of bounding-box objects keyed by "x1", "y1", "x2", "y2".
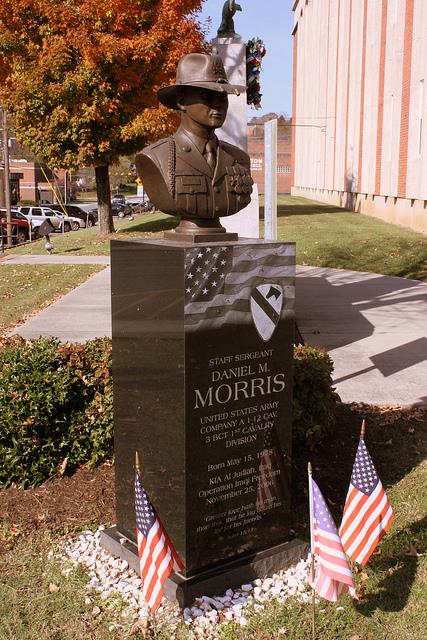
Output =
[
  {"x1": 135, "y1": 477, "x2": 156, "y2": 538},
  {"x1": 350, "y1": 440, "x2": 379, "y2": 495}
]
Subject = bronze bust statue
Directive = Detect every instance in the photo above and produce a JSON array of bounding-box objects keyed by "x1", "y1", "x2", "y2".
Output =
[
  {"x1": 135, "y1": 53, "x2": 253, "y2": 241},
  {"x1": 217, "y1": 0, "x2": 242, "y2": 37}
]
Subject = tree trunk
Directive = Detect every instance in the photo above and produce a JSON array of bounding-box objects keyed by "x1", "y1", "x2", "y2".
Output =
[{"x1": 95, "y1": 164, "x2": 115, "y2": 235}]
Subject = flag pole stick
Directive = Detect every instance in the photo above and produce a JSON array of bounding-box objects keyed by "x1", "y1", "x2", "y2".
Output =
[
  {"x1": 135, "y1": 450, "x2": 141, "y2": 474},
  {"x1": 360, "y1": 418, "x2": 366, "y2": 440},
  {"x1": 308, "y1": 462, "x2": 316, "y2": 640}
]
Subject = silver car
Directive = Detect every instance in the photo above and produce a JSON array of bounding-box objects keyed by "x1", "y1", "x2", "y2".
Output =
[{"x1": 16, "y1": 206, "x2": 81, "y2": 235}]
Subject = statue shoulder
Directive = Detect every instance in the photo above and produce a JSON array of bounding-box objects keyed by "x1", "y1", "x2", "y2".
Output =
[
  {"x1": 138, "y1": 137, "x2": 170, "y2": 164},
  {"x1": 219, "y1": 140, "x2": 250, "y2": 169},
  {"x1": 134, "y1": 136, "x2": 177, "y2": 215}
]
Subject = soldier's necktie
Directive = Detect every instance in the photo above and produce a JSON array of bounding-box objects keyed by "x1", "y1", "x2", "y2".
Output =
[{"x1": 204, "y1": 139, "x2": 217, "y2": 170}]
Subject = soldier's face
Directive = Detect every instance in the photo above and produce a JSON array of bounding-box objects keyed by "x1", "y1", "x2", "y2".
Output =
[{"x1": 177, "y1": 88, "x2": 228, "y2": 129}]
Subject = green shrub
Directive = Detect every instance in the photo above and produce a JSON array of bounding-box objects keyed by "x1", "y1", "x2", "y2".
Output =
[
  {"x1": 293, "y1": 344, "x2": 340, "y2": 446},
  {"x1": 0, "y1": 337, "x2": 112, "y2": 488},
  {"x1": 0, "y1": 338, "x2": 337, "y2": 488}
]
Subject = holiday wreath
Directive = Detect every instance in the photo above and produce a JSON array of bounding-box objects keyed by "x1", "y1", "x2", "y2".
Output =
[{"x1": 246, "y1": 37, "x2": 267, "y2": 109}]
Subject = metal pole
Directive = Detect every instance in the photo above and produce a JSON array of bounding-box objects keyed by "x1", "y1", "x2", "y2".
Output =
[
  {"x1": 264, "y1": 118, "x2": 278, "y2": 240},
  {"x1": 64, "y1": 170, "x2": 68, "y2": 205},
  {"x1": 308, "y1": 462, "x2": 316, "y2": 640},
  {"x1": 1, "y1": 107, "x2": 12, "y2": 247}
]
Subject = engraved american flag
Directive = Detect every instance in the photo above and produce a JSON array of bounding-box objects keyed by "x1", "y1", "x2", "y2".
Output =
[
  {"x1": 184, "y1": 243, "x2": 295, "y2": 332},
  {"x1": 256, "y1": 426, "x2": 285, "y2": 511}
]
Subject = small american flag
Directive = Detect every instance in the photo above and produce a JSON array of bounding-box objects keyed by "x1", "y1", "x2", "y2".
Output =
[
  {"x1": 339, "y1": 438, "x2": 394, "y2": 566},
  {"x1": 135, "y1": 471, "x2": 183, "y2": 612},
  {"x1": 309, "y1": 475, "x2": 355, "y2": 602}
]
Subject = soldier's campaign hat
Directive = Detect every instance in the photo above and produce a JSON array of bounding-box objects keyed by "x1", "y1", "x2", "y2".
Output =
[{"x1": 157, "y1": 53, "x2": 246, "y2": 109}]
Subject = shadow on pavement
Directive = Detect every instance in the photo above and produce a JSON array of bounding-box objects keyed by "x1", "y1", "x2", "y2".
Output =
[{"x1": 297, "y1": 269, "x2": 427, "y2": 389}]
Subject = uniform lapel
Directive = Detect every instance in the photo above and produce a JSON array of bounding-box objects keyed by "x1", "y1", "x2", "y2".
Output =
[
  {"x1": 213, "y1": 141, "x2": 235, "y2": 185},
  {"x1": 174, "y1": 129, "x2": 214, "y2": 178}
]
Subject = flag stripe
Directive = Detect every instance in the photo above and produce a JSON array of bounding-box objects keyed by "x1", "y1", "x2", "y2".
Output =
[
  {"x1": 353, "y1": 506, "x2": 395, "y2": 566},
  {"x1": 139, "y1": 519, "x2": 160, "y2": 567},
  {"x1": 339, "y1": 487, "x2": 368, "y2": 537},
  {"x1": 140, "y1": 530, "x2": 166, "y2": 596},
  {"x1": 141, "y1": 535, "x2": 170, "y2": 602},
  {"x1": 317, "y1": 555, "x2": 354, "y2": 582},
  {"x1": 345, "y1": 488, "x2": 388, "y2": 556},
  {"x1": 341, "y1": 482, "x2": 384, "y2": 547},
  {"x1": 144, "y1": 548, "x2": 173, "y2": 606},
  {"x1": 315, "y1": 537, "x2": 354, "y2": 560}
]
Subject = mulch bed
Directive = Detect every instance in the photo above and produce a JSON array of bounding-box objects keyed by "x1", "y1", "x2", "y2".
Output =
[
  {"x1": 1, "y1": 463, "x2": 116, "y2": 543},
  {"x1": 1, "y1": 403, "x2": 425, "y2": 548}
]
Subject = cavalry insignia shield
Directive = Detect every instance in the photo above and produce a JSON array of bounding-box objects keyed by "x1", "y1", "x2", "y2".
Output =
[{"x1": 250, "y1": 284, "x2": 283, "y2": 342}]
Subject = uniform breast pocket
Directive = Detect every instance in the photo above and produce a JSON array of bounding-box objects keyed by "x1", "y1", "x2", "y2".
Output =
[{"x1": 175, "y1": 175, "x2": 208, "y2": 217}]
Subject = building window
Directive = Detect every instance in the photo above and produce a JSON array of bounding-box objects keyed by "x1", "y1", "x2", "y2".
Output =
[
  {"x1": 277, "y1": 165, "x2": 291, "y2": 174},
  {"x1": 251, "y1": 158, "x2": 263, "y2": 171}
]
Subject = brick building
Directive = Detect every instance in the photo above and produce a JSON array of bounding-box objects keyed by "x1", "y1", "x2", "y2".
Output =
[
  {"x1": 1, "y1": 140, "x2": 69, "y2": 206},
  {"x1": 247, "y1": 115, "x2": 292, "y2": 194},
  {"x1": 292, "y1": 0, "x2": 427, "y2": 233}
]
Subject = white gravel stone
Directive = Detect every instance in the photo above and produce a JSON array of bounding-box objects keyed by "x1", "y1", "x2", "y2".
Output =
[
  {"x1": 52, "y1": 525, "x2": 311, "y2": 639},
  {"x1": 262, "y1": 577, "x2": 274, "y2": 591},
  {"x1": 216, "y1": 595, "x2": 232, "y2": 603}
]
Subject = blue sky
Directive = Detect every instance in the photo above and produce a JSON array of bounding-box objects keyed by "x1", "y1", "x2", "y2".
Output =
[{"x1": 198, "y1": 0, "x2": 294, "y2": 116}]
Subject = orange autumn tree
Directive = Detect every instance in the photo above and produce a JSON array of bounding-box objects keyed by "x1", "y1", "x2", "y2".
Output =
[{"x1": 0, "y1": 0, "x2": 207, "y2": 233}]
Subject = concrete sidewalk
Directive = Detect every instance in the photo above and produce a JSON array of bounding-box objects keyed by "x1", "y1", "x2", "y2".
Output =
[
  {"x1": 7, "y1": 258, "x2": 427, "y2": 406},
  {"x1": 3, "y1": 254, "x2": 110, "y2": 265},
  {"x1": 296, "y1": 266, "x2": 427, "y2": 406},
  {"x1": 11, "y1": 267, "x2": 112, "y2": 343}
]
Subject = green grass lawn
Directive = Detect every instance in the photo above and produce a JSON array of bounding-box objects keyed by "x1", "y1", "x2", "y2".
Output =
[
  {"x1": 1, "y1": 407, "x2": 425, "y2": 640},
  {"x1": 0, "y1": 264, "x2": 103, "y2": 335},
  {"x1": 4, "y1": 212, "x2": 174, "y2": 257},
  {"x1": 265, "y1": 195, "x2": 427, "y2": 281},
  {"x1": 6, "y1": 197, "x2": 427, "y2": 280},
  {"x1": 218, "y1": 461, "x2": 427, "y2": 640}
]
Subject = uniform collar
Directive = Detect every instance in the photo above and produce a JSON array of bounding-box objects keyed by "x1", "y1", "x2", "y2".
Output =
[{"x1": 178, "y1": 127, "x2": 218, "y2": 154}]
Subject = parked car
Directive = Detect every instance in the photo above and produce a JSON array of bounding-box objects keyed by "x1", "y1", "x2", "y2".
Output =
[
  {"x1": 112, "y1": 193, "x2": 126, "y2": 205},
  {"x1": 16, "y1": 206, "x2": 63, "y2": 235},
  {"x1": 0, "y1": 209, "x2": 30, "y2": 244},
  {"x1": 111, "y1": 202, "x2": 132, "y2": 217},
  {"x1": 48, "y1": 204, "x2": 98, "y2": 227},
  {"x1": 54, "y1": 212, "x2": 82, "y2": 231}
]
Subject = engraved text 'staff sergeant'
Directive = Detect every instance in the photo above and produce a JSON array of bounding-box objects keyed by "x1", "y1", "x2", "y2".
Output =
[{"x1": 135, "y1": 53, "x2": 254, "y2": 240}]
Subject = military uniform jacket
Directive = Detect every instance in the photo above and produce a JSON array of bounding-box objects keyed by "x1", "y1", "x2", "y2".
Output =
[{"x1": 135, "y1": 127, "x2": 254, "y2": 220}]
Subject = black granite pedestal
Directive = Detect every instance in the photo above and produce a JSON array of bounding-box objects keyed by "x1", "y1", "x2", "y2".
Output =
[{"x1": 103, "y1": 237, "x2": 305, "y2": 606}]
